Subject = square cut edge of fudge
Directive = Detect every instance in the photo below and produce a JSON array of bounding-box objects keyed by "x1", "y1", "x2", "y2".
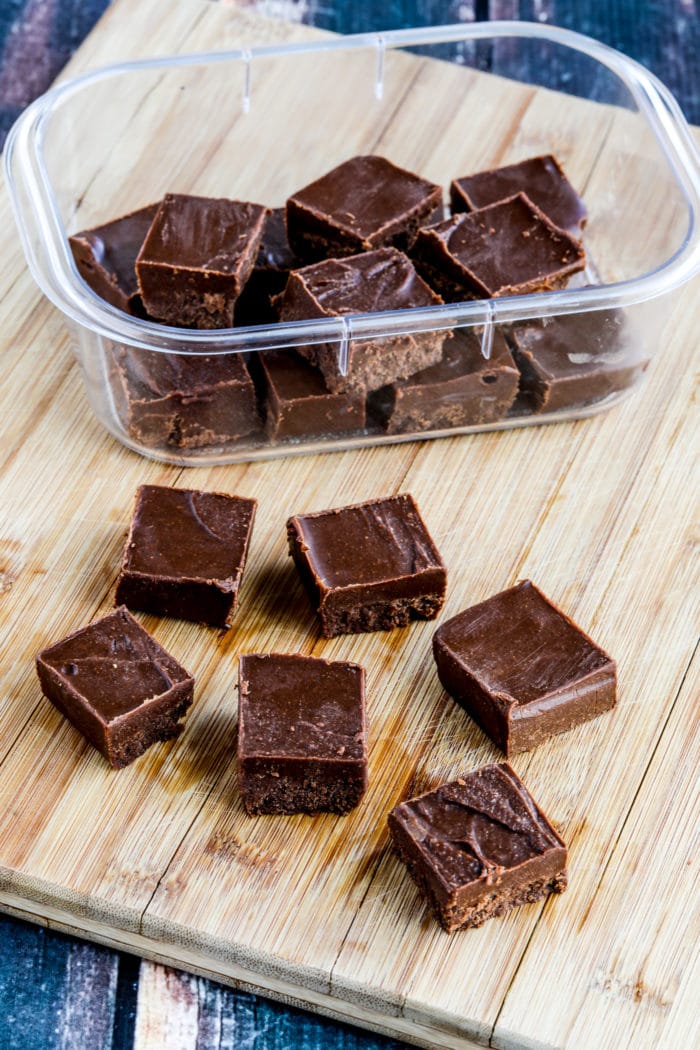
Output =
[
  {"x1": 388, "y1": 762, "x2": 567, "y2": 933},
  {"x1": 237, "y1": 652, "x2": 368, "y2": 816},
  {"x1": 286, "y1": 154, "x2": 444, "y2": 260},
  {"x1": 135, "y1": 193, "x2": 268, "y2": 329},
  {"x1": 35, "y1": 606, "x2": 194, "y2": 769},
  {"x1": 287, "y1": 492, "x2": 447, "y2": 637},
  {"x1": 276, "y1": 247, "x2": 449, "y2": 395},
  {"x1": 411, "y1": 192, "x2": 585, "y2": 302},
  {"x1": 115, "y1": 484, "x2": 257, "y2": 628},
  {"x1": 432, "y1": 579, "x2": 617, "y2": 755}
]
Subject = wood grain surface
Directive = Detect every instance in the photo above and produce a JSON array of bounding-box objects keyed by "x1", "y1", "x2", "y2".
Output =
[{"x1": 0, "y1": 1, "x2": 698, "y2": 1048}]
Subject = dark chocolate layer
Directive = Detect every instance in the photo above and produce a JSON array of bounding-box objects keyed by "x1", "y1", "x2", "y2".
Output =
[
  {"x1": 451, "y1": 155, "x2": 587, "y2": 234},
  {"x1": 508, "y1": 309, "x2": 646, "y2": 414},
  {"x1": 276, "y1": 248, "x2": 447, "y2": 394},
  {"x1": 111, "y1": 347, "x2": 260, "y2": 450},
  {"x1": 411, "y1": 192, "x2": 585, "y2": 301},
  {"x1": 433, "y1": 579, "x2": 616, "y2": 754},
  {"x1": 35, "y1": 606, "x2": 194, "y2": 768},
  {"x1": 389, "y1": 763, "x2": 567, "y2": 932},
  {"x1": 69, "y1": 203, "x2": 159, "y2": 314},
  {"x1": 258, "y1": 350, "x2": 366, "y2": 440},
  {"x1": 287, "y1": 154, "x2": 443, "y2": 260},
  {"x1": 369, "y1": 328, "x2": 519, "y2": 433},
  {"x1": 136, "y1": 193, "x2": 268, "y2": 328},
  {"x1": 115, "y1": 485, "x2": 257, "y2": 628},
  {"x1": 287, "y1": 493, "x2": 446, "y2": 637},
  {"x1": 238, "y1": 652, "x2": 367, "y2": 815}
]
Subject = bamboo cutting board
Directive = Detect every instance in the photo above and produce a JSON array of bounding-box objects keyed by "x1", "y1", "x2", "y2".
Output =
[{"x1": 0, "y1": 2, "x2": 698, "y2": 1048}]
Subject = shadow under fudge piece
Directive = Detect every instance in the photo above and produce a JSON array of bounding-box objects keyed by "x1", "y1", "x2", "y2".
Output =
[
  {"x1": 237, "y1": 652, "x2": 367, "y2": 815},
  {"x1": 35, "y1": 606, "x2": 194, "y2": 769},
  {"x1": 275, "y1": 248, "x2": 447, "y2": 395},
  {"x1": 388, "y1": 763, "x2": 567, "y2": 933},
  {"x1": 234, "y1": 208, "x2": 300, "y2": 327},
  {"x1": 411, "y1": 193, "x2": 585, "y2": 302},
  {"x1": 136, "y1": 194, "x2": 268, "y2": 329},
  {"x1": 287, "y1": 493, "x2": 446, "y2": 638},
  {"x1": 115, "y1": 485, "x2": 257, "y2": 628},
  {"x1": 111, "y1": 346, "x2": 260, "y2": 450},
  {"x1": 258, "y1": 349, "x2": 366, "y2": 440},
  {"x1": 433, "y1": 579, "x2": 616, "y2": 756},
  {"x1": 69, "y1": 202, "x2": 160, "y2": 314},
  {"x1": 508, "y1": 309, "x2": 647, "y2": 414},
  {"x1": 286, "y1": 154, "x2": 443, "y2": 261},
  {"x1": 368, "y1": 328, "x2": 519, "y2": 434},
  {"x1": 450, "y1": 155, "x2": 587, "y2": 235}
]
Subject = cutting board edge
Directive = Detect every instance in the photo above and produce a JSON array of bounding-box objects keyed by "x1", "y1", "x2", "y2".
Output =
[{"x1": 0, "y1": 888, "x2": 491, "y2": 1050}]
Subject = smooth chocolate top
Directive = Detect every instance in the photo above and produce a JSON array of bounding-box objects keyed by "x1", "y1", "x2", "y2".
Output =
[
  {"x1": 122, "y1": 485, "x2": 256, "y2": 583},
  {"x1": 415, "y1": 193, "x2": 585, "y2": 297},
  {"x1": 451, "y1": 155, "x2": 587, "y2": 233},
  {"x1": 434, "y1": 580, "x2": 614, "y2": 709},
  {"x1": 69, "y1": 203, "x2": 159, "y2": 307},
  {"x1": 288, "y1": 493, "x2": 444, "y2": 589},
  {"x1": 288, "y1": 155, "x2": 442, "y2": 244},
  {"x1": 390, "y1": 763, "x2": 565, "y2": 890},
  {"x1": 36, "y1": 607, "x2": 191, "y2": 721},
  {"x1": 238, "y1": 653, "x2": 366, "y2": 759},
  {"x1": 137, "y1": 194, "x2": 267, "y2": 274},
  {"x1": 279, "y1": 248, "x2": 442, "y2": 319},
  {"x1": 119, "y1": 350, "x2": 250, "y2": 401},
  {"x1": 510, "y1": 310, "x2": 633, "y2": 381}
]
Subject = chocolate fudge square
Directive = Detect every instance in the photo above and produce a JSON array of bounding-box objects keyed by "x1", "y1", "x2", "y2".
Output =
[
  {"x1": 451, "y1": 155, "x2": 587, "y2": 234},
  {"x1": 388, "y1": 763, "x2": 567, "y2": 933},
  {"x1": 136, "y1": 193, "x2": 268, "y2": 328},
  {"x1": 411, "y1": 193, "x2": 585, "y2": 302},
  {"x1": 69, "y1": 203, "x2": 160, "y2": 315},
  {"x1": 433, "y1": 580, "x2": 616, "y2": 755},
  {"x1": 35, "y1": 606, "x2": 194, "y2": 769},
  {"x1": 509, "y1": 309, "x2": 646, "y2": 414},
  {"x1": 369, "y1": 328, "x2": 519, "y2": 434},
  {"x1": 238, "y1": 652, "x2": 367, "y2": 815},
  {"x1": 286, "y1": 154, "x2": 443, "y2": 261},
  {"x1": 115, "y1": 485, "x2": 257, "y2": 628},
  {"x1": 258, "y1": 350, "x2": 366, "y2": 440},
  {"x1": 111, "y1": 346, "x2": 260, "y2": 450},
  {"x1": 234, "y1": 208, "x2": 300, "y2": 326},
  {"x1": 287, "y1": 493, "x2": 447, "y2": 637},
  {"x1": 276, "y1": 248, "x2": 447, "y2": 395}
]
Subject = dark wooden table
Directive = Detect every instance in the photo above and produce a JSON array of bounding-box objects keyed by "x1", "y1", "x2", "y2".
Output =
[{"x1": 0, "y1": 2, "x2": 697, "y2": 1048}]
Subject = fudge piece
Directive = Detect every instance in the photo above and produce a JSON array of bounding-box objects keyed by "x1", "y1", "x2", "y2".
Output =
[
  {"x1": 368, "y1": 328, "x2": 519, "y2": 433},
  {"x1": 276, "y1": 248, "x2": 447, "y2": 395},
  {"x1": 69, "y1": 203, "x2": 159, "y2": 315},
  {"x1": 115, "y1": 485, "x2": 257, "y2": 628},
  {"x1": 234, "y1": 208, "x2": 300, "y2": 326},
  {"x1": 136, "y1": 193, "x2": 268, "y2": 328},
  {"x1": 388, "y1": 763, "x2": 567, "y2": 933},
  {"x1": 450, "y1": 155, "x2": 587, "y2": 234},
  {"x1": 508, "y1": 309, "x2": 646, "y2": 414},
  {"x1": 433, "y1": 580, "x2": 616, "y2": 755},
  {"x1": 258, "y1": 350, "x2": 366, "y2": 440},
  {"x1": 110, "y1": 346, "x2": 260, "y2": 450},
  {"x1": 238, "y1": 652, "x2": 367, "y2": 815},
  {"x1": 35, "y1": 606, "x2": 194, "y2": 769},
  {"x1": 286, "y1": 154, "x2": 443, "y2": 261},
  {"x1": 287, "y1": 493, "x2": 446, "y2": 637},
  {"x1": 411, "y1": 193, "x2": 585, "y2": 302}
]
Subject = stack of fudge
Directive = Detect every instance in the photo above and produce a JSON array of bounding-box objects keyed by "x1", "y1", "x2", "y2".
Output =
[{"x1": 70, "y1": 154, "x2": 643, "y2": 452}]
